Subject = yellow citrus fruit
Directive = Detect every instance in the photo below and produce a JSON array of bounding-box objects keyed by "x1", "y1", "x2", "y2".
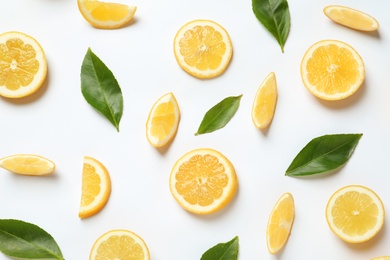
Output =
[
  {"x1": 324, "y1": 5, "x2": 380, "y2": 31},
  {"x1": 251, "y1": 72, "x2": 278, "y2": 129},
  {"x1": 0, "y1": 31, "x2": 47, "y2": 98},
  {"x1": 146, "y1": 92, "x2": 180, "y2": 148},
  {"x1": 300, "y1": 39, "x2": 365, "y2": 101},
  {"x1": 325, "y1": 185, "x2": 385, "y2": 243},
  {"x1": 77, "y1": 0, "x2": 137, "y2": 29},
  {"x1": 169, "y1": 148, "x2": 238, "y2": 214},
  {"x1": 79, "y1": 156, "x2": 111, "y2": 218},
  {"x1": 266, "y1": 192, "x2": 295, "y2": 254},
  {"x1": 0, "y1": 154, "x2": 55, "y2": 176},
  {"x1": 90, "y1": 229, "x2": 150, "y2": 260},
  {"x1": 173, "y1": 19, "x2": 233, "y2": 79},
  {"x1": 372, "y1": 257, "x2": 390, "y2": 260}
]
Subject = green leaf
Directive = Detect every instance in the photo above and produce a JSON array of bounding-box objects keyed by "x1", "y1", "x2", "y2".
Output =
[
  {"x1": 200, "y1": 236, "x2": 239, "y2": 260},
  {"x1": 252, "y1": 0, "x2": 291, "y2": 52},
  {"x1": 285, "y1": 133, "x2": 363, "y2": 177},
  {"x1": 195, "y1": 95, "x2": 242, "y2": 136},
  {"x1": 81, "y1": 48, "x2": 123, "y2": 132},
  {"x1": 0, "y1": 219, "x2": 64, "y2": 259}
]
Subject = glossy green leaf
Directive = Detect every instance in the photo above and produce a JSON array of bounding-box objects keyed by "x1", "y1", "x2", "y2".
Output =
[
  {"x1": 195, "y1": 95, "x2": 242, "y2": 136},
  {"x1": 252, "y1": 0, "x2": 291, "y2": 52},
  {"x1": 0, "y1": 219, "x2": 64, "y2": 259},
  {"x1": 81, "y1": 48, "x2": 123, "y2": 131},
  {"x1": 285, "y1": 133, "x2": 363, "y2": 177},
  {"x1": 200, "y1": 236, "x2": 239, "y2": 260}
]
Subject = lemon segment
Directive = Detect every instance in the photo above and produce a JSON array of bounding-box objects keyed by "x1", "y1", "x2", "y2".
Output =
[
  {"x1": 266, "y1": 192, "x2": 295, "y2": 254},
  {"x1": 0, "y1": 31, "x2": 47, "y2": 98},
  {"x1": 146, "y1": 92, "x2": 180, "y2": 148},
  {"x1": 325, "y1": 185, "x2": 385, "y2": 243},
  {"x1": 251, "y1": 72, "x2": 278, "y2": 129},
  {"x1": 0, "y1": 154, "x2": 55, "y2": 176},
  {"x1": 169, "y1": 148, "x2": 238, "y2": 214},
  {"x1": 79, "y1": 156, "x2": 111, "y2": 218},
  {"x1": 301, "y1": 40, "x2": 365, "y2": 101},
  {"x1": 173, "y1": 19, "x2": 233, "y2": 79},
  {"x1": 90, "y1": 229, "x2": 150, "y2": 260},
  {"x1": 77, "y1": 0, "x2": 137, "y2": 29},
  {"x1": 324, "y1": 5, "x2": 379, "y2": 31}
]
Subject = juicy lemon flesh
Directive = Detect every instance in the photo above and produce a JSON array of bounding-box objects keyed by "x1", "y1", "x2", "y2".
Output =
[
  {"x1": 84, "y1": 1, "x2": 129, "y2": 22},
  {"x1": 325, "y1": 6, "x2": 379, "y2": 31},
  {"x1": 150, "y1": 100, "x2": 176, "y2": 141},
  {"x1": 95, "y1": 235, "x2": 145, "y2": 259},
  {"x1": 0, "y1": 155, "x2": 54, "y2": 175},
  {"x1": 175, "y1": 154, "x2": 228, "y2": 207},
  {"x1": 252, "y1": 73, "x2": 277, "y2": 129},
  {"x1": 81, "y1": 163, "x2": 102, "y2": 207},
  {"x1": 0, "y1": 37, "x2": 39, "y2": 91},
  {"x1": 79, "y1": 157, "x2": 111, "y2": 218},
  {"x1": 179, "y1": 25, "x2": 226, "y2": 71},
  {"x1": 267, "y1": 194, "x2": 294, "y2": 254},
  {"x1": 306, "y1": 44, "x2": 360, "y2": 96},
  {"x1": 332, "y1": 191, "x2": 379, "y2": 237}
]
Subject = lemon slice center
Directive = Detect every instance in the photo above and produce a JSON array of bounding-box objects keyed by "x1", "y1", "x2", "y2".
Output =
[
  {"x1": 175, "y1": 154, "x2": 228, "y2": 206},
  {"x1": 0, "y1": 38, "x2": 39, "y2": 90},
  {"x1": 179, "y1": 25, "x2": 226, "y2": 71},
  {"x1": 81, "y1": 164, "x2": 101, "y2": 206}
]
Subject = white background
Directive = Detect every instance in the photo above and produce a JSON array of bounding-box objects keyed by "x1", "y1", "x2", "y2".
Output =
[{"x1": 1, "y1": 0, "x2": 390, "y2": 259}]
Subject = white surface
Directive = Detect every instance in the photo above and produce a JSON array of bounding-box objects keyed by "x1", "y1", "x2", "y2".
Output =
[{"x1": 1, "y1": 0, "x2": 390, "y2": 259}]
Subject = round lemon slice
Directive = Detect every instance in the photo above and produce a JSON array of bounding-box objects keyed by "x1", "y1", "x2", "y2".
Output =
[
  {"x1": 0, "y1": 31, "x2": 47, "y2": 98},
  {"x1": 173, "y1": 19, "x2": 233, "y2": 79},
  {"x1": 90, "y1": 229, "x2": 150, "y2": 260},
  {"x1": 325, "y1": 185, "x2": 385, "y2": 243},
  {"x1": 170, "y1": 148, "x2": 238, "y2": 214},
  {"x1": 301, "y1": 40, "x2": 365, "y2": 101}
]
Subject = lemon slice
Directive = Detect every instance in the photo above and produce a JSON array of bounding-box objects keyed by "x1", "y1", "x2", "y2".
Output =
[
  {"x1": 251, "y1": 72, "x2": 278, "y2": 129},
  {"x1": 0, "y1": 31, "x2": 47, "y2": 98},
  {"x1": 301, "y1": 39, "x2": 365, "y2": 101},
  {"x1": 79, "y1": 156, "x2": 111, "y2": 218},
  {"x1": 170, "y1": 148, "x2": 238, "y2": 214},
  {"x1": 146, "y1": 92, "x2": 180, "y2": 148},
  {"x1": 372, "y1": 257, "x2": 390, "y2": 260},
  {"x1": 173, "y1": 19, "x2": 233, "y2": 79},
  {"x1": 90, "y1": 229, "x2": 150, "y2": 260},
  {"x1": 325, "y1": 185, "x2": 385, "y2": 243},
  {"x1": 0, "y1": 154, "x2": 55, "y2": 176},
  {"x1": 78, "y1": 0, "x2": 137, "y2": 29},
  {"x1": 324, "y1": 5, "x2": 379, "y2": 31},
  {"x1": 266, "y1": 192, "x2": 295, "y2": 254}
]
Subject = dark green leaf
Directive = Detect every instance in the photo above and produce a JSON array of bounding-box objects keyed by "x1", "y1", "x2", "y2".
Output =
[
  {"x1": 201, "y1": 236, "x2": 239, "y2": 260},
  {"x1": 285, "y1": 133, "x2": 363, "y2": 177},
  {"x1": 81, "y1": 48, "x2": 123, "y2": 131},
  {"x1": 195, "y1": 95, "x2": 242, "y2": 136},
  {"x1": 0, "y1": 219, "x2": 64, "y2": 259},
  {"x1": 252, "y1": 0, "x2": 291, "y2": 52}
]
